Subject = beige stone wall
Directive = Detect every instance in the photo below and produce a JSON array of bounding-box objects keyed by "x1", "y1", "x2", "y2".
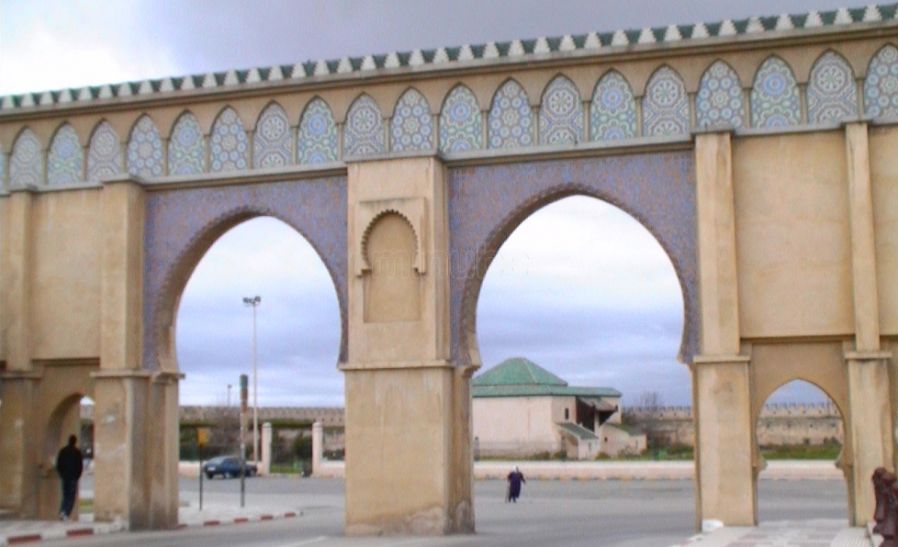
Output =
[
  {"x1": 733, "y1": 133, "x2": 853, "y2": 339},
  {"x1": 472, "y1": 397, "x2": 564, "y2": 456}
]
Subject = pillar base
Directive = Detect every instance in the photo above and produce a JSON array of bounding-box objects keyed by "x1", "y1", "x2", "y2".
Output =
[
  {"x1": 343, "y1": 364, "x2": 474, "y2": 536},
  {"x1": 692, "y1": 355, "x2": 754, "y2": 527}
]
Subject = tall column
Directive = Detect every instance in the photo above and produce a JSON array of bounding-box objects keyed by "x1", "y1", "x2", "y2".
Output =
[
  {"x1": 92, "y1": 178, "x2": 177, "y2": 529},
  {"x1": 692, "y1": 131, "x2": 754, "y2": 526},
  {"x1": 343, "y1": 156, "x2": 471, "y2": 535},
  {"x1": 0, "y1": 189, "x2": 38, "y2": 514},
  {"x1": 311, "y1": 421, "x2": 323, "y2": 476},
  {"x1": 843, "y1": 122, "x2": 893, "y2": 525}
]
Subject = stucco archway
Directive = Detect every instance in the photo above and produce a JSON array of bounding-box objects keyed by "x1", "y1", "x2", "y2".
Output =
[{"x1": 448, "y1": 151, "x2": 697, "y2": 368}]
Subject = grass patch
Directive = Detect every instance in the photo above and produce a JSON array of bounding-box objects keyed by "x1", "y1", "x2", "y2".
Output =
[
  {"x1": 79, "y1": 497, "x2": 93, "y2": 513},
  {"x1": 760, "y1": 443, "x2": 841, "y2": 460}
]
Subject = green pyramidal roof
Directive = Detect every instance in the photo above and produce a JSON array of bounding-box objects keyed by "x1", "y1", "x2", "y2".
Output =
[
  {"x1": 472, "y1": 357, "x2": 621, "y2": 399},
  {"x1": 472, "y1": 357, "x2": 568, "y2": 387}
]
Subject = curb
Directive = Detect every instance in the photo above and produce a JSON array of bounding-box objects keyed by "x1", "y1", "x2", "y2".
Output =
[
  {"x1": 0, "y1": 511, "x2": 300, "y2": 545},
  {"x1": 1, "y1": 522, "x2": 127, "y2": 546},
  {"x1": 176, "y1": 510, "x2": 301, "y2": 531}
]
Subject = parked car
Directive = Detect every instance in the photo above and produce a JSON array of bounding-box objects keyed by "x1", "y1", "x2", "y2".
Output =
[{"x1": 202, "y1": 456, "x2": 257, "y2": 479}]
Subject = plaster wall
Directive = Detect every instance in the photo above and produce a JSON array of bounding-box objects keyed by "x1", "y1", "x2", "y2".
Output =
[
  {"x1": 30, "y1": 190, "x2": 102, "y2": 360},
  {"x1": 871, "y1": 125, "x2": 898, "y2": 335},
  {"x1": 733, "y1": 132, "x2": 853, "y2": 339},
  {"x1": 472, "y1": 397, "x2": 563, "y2": 456}
]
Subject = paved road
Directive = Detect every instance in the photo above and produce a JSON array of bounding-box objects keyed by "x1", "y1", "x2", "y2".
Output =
[{"x1": 58, "y1": 477, "x2": 847, "y2": 547}]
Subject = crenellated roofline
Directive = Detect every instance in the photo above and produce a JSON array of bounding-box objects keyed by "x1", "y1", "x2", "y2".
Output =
[{"x1": 1, "y1": 3, "x2": 897, "y2": 116}]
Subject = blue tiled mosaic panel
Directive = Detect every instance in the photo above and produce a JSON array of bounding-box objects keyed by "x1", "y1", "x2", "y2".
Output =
[
  {"x1": 298, "y1": 98, "x2": 339, "y2": 165},
  {"x1": 807, "y1": 51, "x2": 858, "y2": 124},
  {"x1": 10, "y1": 129, "x2": 43, "y2": 186},
  {"x1": 48, "y1": 124, "x2": 83, "y2": 185},
  {"x1": 539, "y1": 76, "x2": 583, "y2": 145},
  {"x1": 168, "y1": 112, "x2": 205, "y2": 175},
  {"x1": 590, "y1": 71, "x2": 637, "y2": 141},
  {"x1": 488, "y1": 80, "x2": 533, "y2": 149},
  {"x1": 87, "y1": 121, "x2": 123, "y2": 182},
  {"x1": 751, "y1": 57, "x2": 801, "y2": 128},
  {"x1": 864, "y1": 44, "x2": 898, "y2": 120},
  {"x1": 210, "y1": 107, "x2": 248, "y2": 173},
  {"x1": 254, "y1": 103, "x2": 293, "y2": 169},
  {"x1": 127, "y1": 115, "x2": 164, "y2": 178},
  {"x1": 696, "y1": 61, "x2": 744, "y2": 129},
  {"x1": 642, "y1": 67, "x2": 690, "y2": 137},
  {"x1": 343, "y1": 94, "x2": 385, "y2": 158},
  {"x1": 439, "y1": 85, "x2": 482, "y2": 153},
  {"x1": 391, "y1": 89, "x2": 434, "y2": 152}
]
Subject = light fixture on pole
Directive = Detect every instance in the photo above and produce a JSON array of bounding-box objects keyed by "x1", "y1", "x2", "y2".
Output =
[{"x1": 242, "y1": 295, "x2": 261, "y2": 463}]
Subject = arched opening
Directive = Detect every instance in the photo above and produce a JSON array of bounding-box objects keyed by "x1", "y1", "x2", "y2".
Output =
[
  {"x1": 754, "y1": 379, "x2": 848, "y2": 523},
  {"x1": 471, "y1": 195, "x2": 691, "y2": 541},
  {"x1": 173, "y1": 216, "x2": 342, "y2": 511},
  {"x1": 37, "y1": 394, "x2": 94, "y2": 521}
]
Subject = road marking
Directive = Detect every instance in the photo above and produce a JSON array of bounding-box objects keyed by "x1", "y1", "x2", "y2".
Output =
[{"x1": 278, "y1": 536, "x2": 329, "y2": 546}]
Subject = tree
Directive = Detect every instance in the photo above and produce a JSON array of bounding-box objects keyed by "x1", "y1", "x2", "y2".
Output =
[{"x1": 635, "y1": 391, "x2": 666, "y2": 450}]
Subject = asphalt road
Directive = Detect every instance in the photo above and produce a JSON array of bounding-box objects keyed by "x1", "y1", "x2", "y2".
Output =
[{"x1": 58, "y1": 477, "x2": 848, "y2": 547}]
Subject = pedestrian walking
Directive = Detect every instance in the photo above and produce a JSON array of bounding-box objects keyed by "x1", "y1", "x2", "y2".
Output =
[
  {"x1": 56, "y1": 435, "x2": 83, "y2": 521},
  {"x1": 506, "y1": 466, "x2": 526, "y2": 503}
]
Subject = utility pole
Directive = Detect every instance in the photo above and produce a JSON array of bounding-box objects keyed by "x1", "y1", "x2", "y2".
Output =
[
  {"x1": 239, "y1": 374, "x2": 248, "y2": 508},
  {"x1": 242, "y1": 296, "x2": 261, "y2": 462}
]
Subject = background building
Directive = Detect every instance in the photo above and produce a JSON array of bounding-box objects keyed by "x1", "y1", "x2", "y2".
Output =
[{"x1": 471, "y1": 357, "x2": 645, "y2": 459}]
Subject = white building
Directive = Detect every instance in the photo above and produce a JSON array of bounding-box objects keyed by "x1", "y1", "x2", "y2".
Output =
[{"x1": 472, "y1": 357, "x2": 646, "y2": 459}]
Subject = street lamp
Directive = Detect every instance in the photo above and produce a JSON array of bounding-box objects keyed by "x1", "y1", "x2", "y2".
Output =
[{"x1": 242, "y1": 295, "x2": 261, "y2": 463}]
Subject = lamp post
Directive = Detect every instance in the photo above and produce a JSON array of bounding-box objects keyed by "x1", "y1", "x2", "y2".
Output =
[{"x1": 242, "y1": 295, "x2": 261, "y2": 462}]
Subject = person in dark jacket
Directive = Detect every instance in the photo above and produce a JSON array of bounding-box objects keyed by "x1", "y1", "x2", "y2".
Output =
[
  {"x1": 506, "y1": 466, "x2": 526, "y2": 503},
  {"x1": 56, "y1": 435, "x2": 83, "y2": 521}
]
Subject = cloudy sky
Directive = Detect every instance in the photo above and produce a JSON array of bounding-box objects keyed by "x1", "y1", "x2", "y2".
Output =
[{"x1": 0, "y1": 0, "x2": 840, "y2": 407}]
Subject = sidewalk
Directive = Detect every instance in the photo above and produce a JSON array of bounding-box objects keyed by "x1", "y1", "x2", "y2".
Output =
[{"x1": 675, "y1": 520, "x2": 871, "y2": 547}]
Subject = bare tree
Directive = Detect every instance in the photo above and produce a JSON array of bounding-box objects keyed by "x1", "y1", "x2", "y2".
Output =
[{"x1": 635, "y1": 391, "x2": 666, "y2": 450}]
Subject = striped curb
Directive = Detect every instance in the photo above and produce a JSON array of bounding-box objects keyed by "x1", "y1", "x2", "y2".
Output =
[
  {"x1": 0, "y1": 511, "x2": 300, "y2": 545},
  {"x1": 1, "y1": 522, "x2": 127, "y2": 546}
]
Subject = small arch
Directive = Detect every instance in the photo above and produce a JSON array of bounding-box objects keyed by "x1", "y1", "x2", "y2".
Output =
[
  {"x1": 590, "y1": 70, "x2": 637, "y2": 141},
  {"x1": 253, "y1": 101, "x2": 293, "y2": 169},
  {"x1": 47, "y1": 123, "x2": 84, "y2": 186},
  {"x1": 360, "y1": 208, "x2": 422, "y2": 274},
  {"x1": 539, "y1": 74, "x2": 583, "y2": 146},
  {"x1": 696, "y1": 60, "x2": 745, "y2": 129},
  {"x1": 297, "y1": 97, "x2": 339, "y2": 165},
  {"x1": 343, "y1": 93, "x2": 385, "y2": 158},
  {"x1": 86, "y1": 120, "x2": 123, "y2": 182},
  {"x1": 488, "y1": 78, "x2": 533, "y2": 149},
  {"x1": 209, "y1": 106, "x2": 249, "y2": 173},
  {"x1": 127, "y1": 114, "x2": 164, "y2": 178},
  {"x1": 642, "y1": 65, "x2": 690, "y2": 137},
  {"x1": 9, "y1": 127, "x2": 44, "y2": 187},
  {"x1": 863, "y1": 43, "x2": 898, "y2": 120},
  {"x1": 168, "y1": 111, "x2": 205, "y2": 176},
  {"x1": 362, "y1": 212, "x2": 421, "y2": 323},
  {"x1": 751, "y1": 56, "x2": 802, "y2": 128},
  {"x1": 807, "y1": 50, "x2": 858, "y2": 124},
  {"x1": 439, "y1": 84, "x2": 482, "y2": 153},
  {"x1": 390, "y1": 88, "x2": 435, "y2": 153}
]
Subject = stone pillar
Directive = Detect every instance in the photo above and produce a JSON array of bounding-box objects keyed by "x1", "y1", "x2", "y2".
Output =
[
  {"x1": 311, "y1": 421, "x2": 323, "y2": 476},
  {"x1": 261, "y1": 422, "x2": 272, "y2": 475},
  {"x1": 843, "y1": 122, "x2": 893, "y2": 525},
  {"x1": 0, "y1": 189, "x2": 38, "y2": 515},
  {"x1": 91, "y1": 177, "x2": 178, "y2": 529},
  {"x1": 692, "y1": 131, "x2": 754, "y2": 526},
  {"x1": 343, "y1": 157, "x2": 472, "y2": 535}
]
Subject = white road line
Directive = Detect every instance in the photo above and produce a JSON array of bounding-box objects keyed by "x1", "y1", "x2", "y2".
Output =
[{"x1": 277, "y1": 536, "x2": 329, "y2": 547}]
